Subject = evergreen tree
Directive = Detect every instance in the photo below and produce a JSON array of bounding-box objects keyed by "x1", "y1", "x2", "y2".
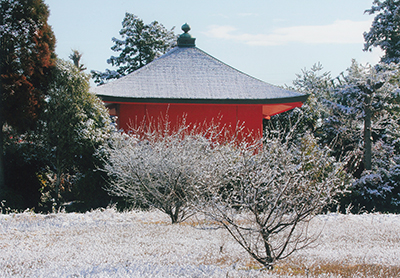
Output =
[
  {"x1": 322, "y1": 61, "x2": 400, "y2": 212},
  {"x1": 39, "y1": 59, "x2": 114, "y2": 209},
  {"x1": 0, "y1": 0, "x2": 56, "y2": 131},
  {"x1": 0, "y1": 0, "x2": 56, "y2": 199},
  {"x1": 266, "y1": 63, "x2": 333, "y2": 141},
  {"x1": 364, "y1": 0, "x2": 400, "y2": 64},
  {"x1": 91, "y1": 13, "x2": 175, "y2": 85},
  {"x1": 284, "y1": 61, "x2": 400, "y2": 212}
]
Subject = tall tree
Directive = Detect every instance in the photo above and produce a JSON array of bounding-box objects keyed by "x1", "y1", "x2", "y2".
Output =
[
  {"x1": 0, "y1": 0, "x2": 56, "y2": 198},
  {"x1": 91, "y1": 13, "x2": 175, "y2": 85},
  {"x1": 363, "y1": 0, "x2": 400, "y2": 64},
  {"x1": 0, "y1": 0, "x2": 56, "y2": 131},
  {"x1": 323, "y1": 61, "x2": 400, "y2": 212},
  {"x1": 40, "y1": 59, "x2": 113, "y2": 206},
  {"x1": 332, "y1": 61, "x2": 398, "y2": 170}
]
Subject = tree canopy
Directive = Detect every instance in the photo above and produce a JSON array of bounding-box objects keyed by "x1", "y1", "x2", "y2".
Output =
[
  {"x1": 364, "y1": 0, "x2": 400, "y2": 64},
  {"x1": 91, "y1": 13, "x2": 176, "y2": 85},
  {"x1": 0, "y1": 0, "x2": 56, "y2": 131},
  {"x1": 283, "y1": 60, "x2": 400, "y2": 213}
]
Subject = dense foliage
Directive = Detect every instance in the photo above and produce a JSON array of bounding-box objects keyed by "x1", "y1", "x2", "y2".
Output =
[
  {"x1": 38, "y1": 59, "x2": 115, "y2": 211},
  {"x1": 364, "y1": 0, "x2": 400, "y2": 64},
  {"x1": 0, "y1": 0, "x2": 56, "y2": 201},
  {"x1": 272, "y1": 60, "x2": 400, "y2": 213},
  {"x1": 91, "y1": 13, "x2": 176, "y2": 85},
  {"x1": 2, "y1": 59, "x2": 115, "y2": 211},
  {"x1": 326, "y1": 61, "x2": 400, "y2": 212},
  {"x1": 0, "y1": 0, "x2": 56, "y2": 131}
]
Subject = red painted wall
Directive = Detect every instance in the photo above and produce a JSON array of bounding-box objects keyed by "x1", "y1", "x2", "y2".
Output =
[
  {"x1": 110, "y1": 102, "x2": 262, "y2": 137},
  {"x1": 106, "y1": 101, "x2": 303, "y2": 139}
]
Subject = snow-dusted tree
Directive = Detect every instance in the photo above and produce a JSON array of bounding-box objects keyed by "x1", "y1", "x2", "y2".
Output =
[
  {"x1": 197, "y1": 131, "x2": 347, "y2": 269},
  {"x1": 267, "y1": 63, "x2": 333, "y2": 138},
  {"x1": 101, "y1": 119, "x2": 225, "y2": 224},
  {"x1": 349, "y1": 138, "x2": 400, "y2": 212},
  {"x1": 40, "y1": 59, "x2": 113, "y2": 207},
  {"x1": 331, "y1": 61, "x2": 399, "y2": 170},
  {"x1": 326, "y1": 61, "x2": 400, "y2": 212},
  {"x1": 280, "y1": 60, "x2": 400, "y2": 213},
  {"x1": 361, "y1": 0, "x2": 400, "y2": 210},
  {"x1": 91, "y1": 13, "x2": 175, "y2": 85},
  {"x1": 364, "y1": 0, "x2": 400, "y2": 64}
]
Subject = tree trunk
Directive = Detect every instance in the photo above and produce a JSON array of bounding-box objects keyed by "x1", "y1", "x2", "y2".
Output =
[
  {"x1": 0, "y1": 37, "x2": 5, "y2": 200},
  {"x1": 359, "y1": 82, "x2": 380, "y2": 172},
  {"x1": 55, "y1": 155, "x2": 63, "y2": 206},
  {"x1": 0, "y1": 125, "x2": 5, "y2": 200},
  {"x1": 364, "y1": 99, "x2": 372, "y2": 171},
  {"x1": 0, "y1": 83, "x2": 5, "y2": 199},
  {"x1": 55, "y1": 167, "x2": 62, "y2": 201}
]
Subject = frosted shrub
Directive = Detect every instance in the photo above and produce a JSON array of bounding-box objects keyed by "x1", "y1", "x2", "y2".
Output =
[
  {"x1": 349, "y1": 162, "x2": 400, "y2": 213},
  {"x1": 100, "y1": 118, "x2": 348, "y2": 267},
  {"x1": 197, "y1": 131, "x2": 348, "y2": 269},
  {"x1": 100, "y1": 120, "x2": 219, "y2": 224}
]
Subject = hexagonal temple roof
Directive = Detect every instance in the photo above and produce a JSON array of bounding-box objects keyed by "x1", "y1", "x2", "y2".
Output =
[{"x1": 92, "y1": 25, "x2": 308, "y2": 105}]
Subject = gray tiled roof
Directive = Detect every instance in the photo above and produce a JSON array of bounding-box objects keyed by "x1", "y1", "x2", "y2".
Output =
[{"x1": 92, "y1": 47, "x2": 307, "y2": 104}]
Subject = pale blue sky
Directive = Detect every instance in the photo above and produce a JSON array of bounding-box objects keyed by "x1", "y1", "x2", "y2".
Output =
[{"x1": 44, "y1": 0, "x2": 382, "y2": 88}]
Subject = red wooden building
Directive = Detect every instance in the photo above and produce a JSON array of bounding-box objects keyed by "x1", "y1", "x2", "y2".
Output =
[{"x1": 93, "y1": 24, "x2": 308, "y2": 137}]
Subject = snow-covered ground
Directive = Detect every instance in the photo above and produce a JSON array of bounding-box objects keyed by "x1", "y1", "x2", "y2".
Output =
[{"x1": 1, "y1": 208, "x2": 399, "y2": 277}]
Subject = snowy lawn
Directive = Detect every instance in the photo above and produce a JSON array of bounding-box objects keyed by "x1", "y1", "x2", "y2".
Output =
[{"x1": 1, "y1": 208, "x2": 399, "y2": 277}]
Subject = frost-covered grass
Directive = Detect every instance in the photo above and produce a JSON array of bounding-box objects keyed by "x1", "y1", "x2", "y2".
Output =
[{"x1": 1, "y1": 208, "x2": 399, "y2": 277}]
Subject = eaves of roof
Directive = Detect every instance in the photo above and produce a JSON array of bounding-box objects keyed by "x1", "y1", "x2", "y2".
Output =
[{"x1": 98, "y1": 95, "x2": 309, "y2": 105}]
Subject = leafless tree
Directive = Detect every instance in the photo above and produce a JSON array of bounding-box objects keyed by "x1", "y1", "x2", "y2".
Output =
[{"x1": 197, "y1": 131, "x2": 348, "y2": 269}]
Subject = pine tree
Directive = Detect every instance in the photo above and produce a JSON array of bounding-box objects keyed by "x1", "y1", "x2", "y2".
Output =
[
  {"x1": 285, "y1": 60, "x2": 400, "y2": 212},
  {"x1": 91, "y1": 13, "x2": 175, "y2": 85},
  {"x1": 326, "y1": 61, "x2": 400, "y2": 212},
  {"x1": 363, "y1": 0, "x2": 400, "y2": 64}
]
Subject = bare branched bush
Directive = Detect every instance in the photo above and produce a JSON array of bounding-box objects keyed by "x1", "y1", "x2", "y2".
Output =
[
  {"x1": 100, "y1": 118, "x2": 229, "y2": 224},
  {"x1": 196, "y1": 131, "x2": 348, "y2": 269},
  {"x1": 101, "y1": 116, "x2": 348, "y2": 266}
]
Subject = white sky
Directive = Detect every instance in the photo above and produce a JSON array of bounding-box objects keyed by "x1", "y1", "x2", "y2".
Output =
[{"x1": 44, "y1": 0, "x2": 383, "y2": 88}]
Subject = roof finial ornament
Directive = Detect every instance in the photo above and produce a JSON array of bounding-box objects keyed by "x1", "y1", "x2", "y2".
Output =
[
  {"x1": 177, "y1": 23, "x2": 196, "y2": 47},
  {"x1": 182, "y1": 23, "x2": 191, "y2": 33}
]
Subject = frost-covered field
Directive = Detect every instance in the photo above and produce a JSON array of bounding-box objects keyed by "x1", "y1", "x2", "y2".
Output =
[{"x1": 1, "y1": 209, "x2": 400, "y2": 277}]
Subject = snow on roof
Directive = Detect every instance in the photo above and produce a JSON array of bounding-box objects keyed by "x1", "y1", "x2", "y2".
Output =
[{"x1": 92, "y1": 45, "x2": 307, "y2": 104}]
